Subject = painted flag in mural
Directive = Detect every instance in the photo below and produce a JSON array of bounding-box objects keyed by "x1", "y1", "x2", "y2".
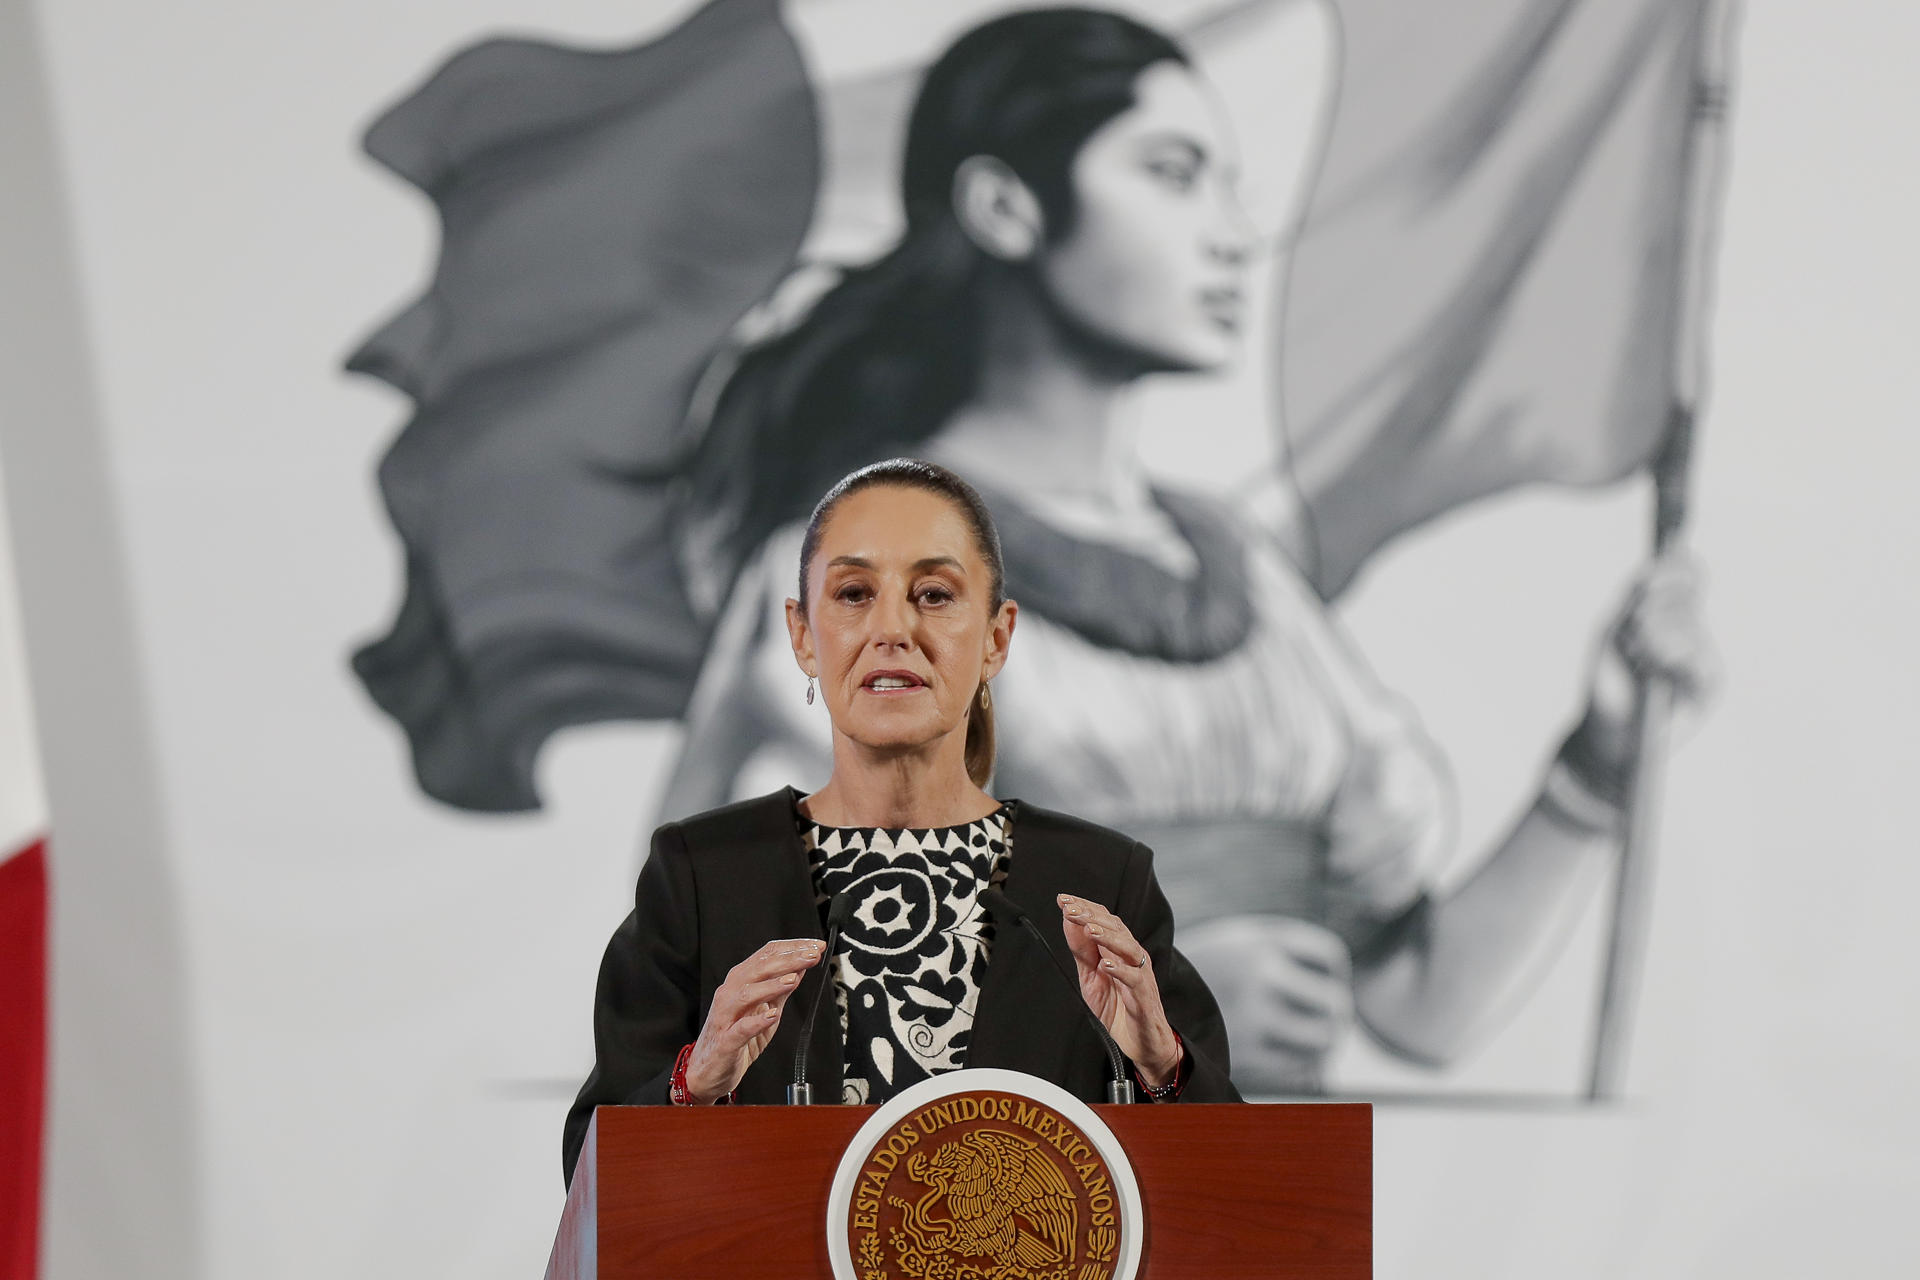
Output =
[
  {"x1": 0, "y1": 481, "x2": 48, "y2": 1280},
  {"x1": 349, "y1": 0, "x2": 820, "y2": 810},
  {"x1": 1279, "y1": 0, "x2": 1714, "y2": 596}
]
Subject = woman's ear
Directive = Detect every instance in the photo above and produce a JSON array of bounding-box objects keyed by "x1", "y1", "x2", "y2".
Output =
[
  {"x1": 982, "y1": 599, "x2": 1018, "y2": 681},
  {"x1": 952, "y1": 156, "x2": 1044, "y2": 262},
  {"x1": 785, "y1": 597, "x2": 816, "y2": 677}
]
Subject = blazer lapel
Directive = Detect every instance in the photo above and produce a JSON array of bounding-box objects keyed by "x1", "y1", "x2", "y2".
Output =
[{"x1": 970, "y1": 810, "x2": 1085, "y2": 1085}]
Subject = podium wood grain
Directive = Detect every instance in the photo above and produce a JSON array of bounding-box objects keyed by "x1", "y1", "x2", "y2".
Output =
[{"x1": 547, "y1": 1103, "x2": 1369, "y2": 1279}]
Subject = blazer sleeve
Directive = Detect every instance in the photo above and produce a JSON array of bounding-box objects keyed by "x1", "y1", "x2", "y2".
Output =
[
  {"x1": 562, "y1": 822, "x2": 703, "y2": 1185},
  {"x1": 1119, "y1": 840, "x2": 1242, "y2": 1104}
]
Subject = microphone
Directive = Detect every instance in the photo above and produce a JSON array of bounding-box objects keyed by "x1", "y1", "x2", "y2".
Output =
[
  {"x1": 787, "y1": 893, "x2": 854, "y2": 1105},
  {"x1": 980, "y1": 888, "x2": 1136, "y2": 1104}
]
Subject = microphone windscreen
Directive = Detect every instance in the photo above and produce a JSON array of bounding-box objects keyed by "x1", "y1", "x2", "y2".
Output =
[
  {"x1": 979, "y1": 887, "x2": 1024, "y2": 926},
  {"x1": 825, "y1": 891, "x2": 855, "y2": 931}
]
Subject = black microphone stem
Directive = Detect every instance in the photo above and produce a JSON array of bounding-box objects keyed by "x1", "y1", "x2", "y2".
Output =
[
  {"x1": 981, "y1": 888, "x2": 1135, "y2": 1104},
  {"x1": 788, "y1": 893, "x2": 853, "y2": 1104}
]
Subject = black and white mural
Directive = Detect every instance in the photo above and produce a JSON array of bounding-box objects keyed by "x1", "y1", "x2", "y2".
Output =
[
  {"x1": 349, "y1": 0, "x2": 1728, "y2": 1100},
  {"x1": 23, "y1": 0, "x2": 1920, "y2": 1272}
]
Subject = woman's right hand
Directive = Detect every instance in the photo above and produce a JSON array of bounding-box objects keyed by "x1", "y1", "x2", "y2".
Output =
[
  {"x1": 1178, "y1": 915, "x2": 1354, "y2": 1095},
  {"x1": 681, "y1": 938, "x2": 824, "y2": 1103}
]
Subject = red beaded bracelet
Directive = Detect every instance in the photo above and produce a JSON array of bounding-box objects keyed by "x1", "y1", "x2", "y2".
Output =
[
  {"x1": 1131, "y1": 1031, "x2": 1188, "y2": 1101},
  {"x1": 668, "y1": 1043, "x2": 736, "y2": 1106}
]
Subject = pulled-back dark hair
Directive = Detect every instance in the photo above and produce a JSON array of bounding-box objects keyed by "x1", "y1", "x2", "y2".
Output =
[
  {"x1": 798, "y1": 459, "x2": 1008, "y2": 788},
  {"x1": 684, "y1": 8, "x2": 1187, "y2": 587}
]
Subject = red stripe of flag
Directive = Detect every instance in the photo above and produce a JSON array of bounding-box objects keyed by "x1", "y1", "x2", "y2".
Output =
[{"x1": 0, "y1": 837, "x2": 46, "y2": 1280}]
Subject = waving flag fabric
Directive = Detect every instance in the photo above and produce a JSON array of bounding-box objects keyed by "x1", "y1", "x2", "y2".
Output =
[
  {"x1": 1279, "y1": 0, "x2": 1711, "y2": 595},
  {"x1": 348, "y1": 0, "x2": 820, "y2": 811}
]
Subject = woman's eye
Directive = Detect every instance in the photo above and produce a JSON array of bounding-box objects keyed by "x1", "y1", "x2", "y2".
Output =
[
  {"x1": 916, "y1": 587, "x2": 954, "y2": 606},
  {"x1": 836, "y1": 586, "x2": 870, "y2": 604},
  {"x1": 1147, "y1": 160, "x2": 1199, "y2": 192}
]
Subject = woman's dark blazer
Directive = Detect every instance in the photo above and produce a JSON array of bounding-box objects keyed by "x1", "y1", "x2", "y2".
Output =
[{"x1": 563, "y1": 787, "x2": 1240, "y2": 1185}]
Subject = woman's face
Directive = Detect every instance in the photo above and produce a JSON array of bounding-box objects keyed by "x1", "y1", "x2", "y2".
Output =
[
  {"x1": 787, "y1": 485, "x2": 1016, "y2": 764},
  {"x1": 1036, "y1": 60, "x2": 1255, "y2": 372}
]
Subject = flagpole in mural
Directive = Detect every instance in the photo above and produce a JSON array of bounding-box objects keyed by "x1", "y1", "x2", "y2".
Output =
[{"x1": 1589, "y1": 0, "x2": 1740, "y2": 1102}]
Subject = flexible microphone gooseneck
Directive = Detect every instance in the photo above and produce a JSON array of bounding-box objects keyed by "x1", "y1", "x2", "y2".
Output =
[
  {"x1": 787, "y1": 893, "x2": 854, "y2": 1105},
  {"x1": 979, "y1": 887, "x2": 1136, "y2": 1104}
]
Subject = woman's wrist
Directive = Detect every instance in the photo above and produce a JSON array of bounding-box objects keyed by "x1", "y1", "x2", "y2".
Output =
[
  {"x1": 1538, "y1": 757, "x2": 1627, "y2": 837},
  {"x1": 1556, "y1": 708, "x2": 1632, "y2": 811},
  {"x1": 1531, "y1": 706, "x2": 1633, "y2": 838},
  {"x1": 1135, "y1": 1027, "x2": 1183, "y2": 1089},
  {"x1": 670, "y1": 1043, "x2": 736, "y2": 1106},
  {"x1": 1133, "y1": 1031, "x2": 1187, "y2": 1099}
]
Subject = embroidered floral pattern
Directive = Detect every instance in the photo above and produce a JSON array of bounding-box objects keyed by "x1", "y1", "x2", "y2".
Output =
[{"x1": 800, "y1": 807, "x2": 1012, "y2": 1104}]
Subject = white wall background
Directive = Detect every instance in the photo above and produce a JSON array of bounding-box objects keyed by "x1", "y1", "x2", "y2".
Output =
[{"x1": 2, "y1": 1, "x2": 1916, "y2": 1277}]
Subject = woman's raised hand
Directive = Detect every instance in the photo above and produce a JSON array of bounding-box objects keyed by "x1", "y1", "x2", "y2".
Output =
[
  {"x1": 681, "y1": 938, "x2": 824, "y2": 1103},
  {"x1": 1575, "y1": 551, "x2": 1720, "y2": 784},
  {"x1": 1056, "y1": 894, "x2": 1183, "y2": 1087}
]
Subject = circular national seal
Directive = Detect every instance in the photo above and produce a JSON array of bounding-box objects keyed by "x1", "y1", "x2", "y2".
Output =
[{"x1": 826, "y1": 1068, "x2": 1142, "y2": 1280}]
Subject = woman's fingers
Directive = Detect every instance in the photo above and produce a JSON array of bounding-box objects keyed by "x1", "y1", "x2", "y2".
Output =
[
  {"x1": 1059, "y1": 894, "x2": 1182, "y2": 1078},
  {"x1": 1254, "y1": 973, "x2": 1350, "y2": 1054},
  {"x1": 1092, "y1": 942, "x2": 1168, "y2": 1026},
  {"x1": 719, "y1": 1001, "x2": 784, "y2": 1052},
  {"x1": 1611, "y1": 552, "x2": 1718, "y2": 700},
  {"x1": 716, "y1": 940, "x2": 822, "y2": 1027},
  {"x1": 722, "y1": 972, "x2": 806, "y2": 1023},
  {"x1": 1176, "y1": 915, "x2": 1358, "y2": 1089},
  {"x1": 709, "y1": 945, "x2": 817, "y2": 1028},
  {"x1": 1059, "y1": 895, "x2": 1148, "y2": 966},
  {"x1": 1082, "y1": 919, "x2": 1149, "y2": 968},
  {"x1": 1093, "y1": 942, "x2": 1155, "y2": 990},
  {"x1": 1248, "y1": 920, "x2": 1353, "y2": 1053},
  {"x1": 1580, "y1": 551, "x2": 1720, "y2": 753},
  {"x1": 1257, "y1": 1002, "x2": 1346, "y2": 1055},
  {"x1": 1257, "y1": 950, "x2": 1352, "y2": 1021},
  {"x1": 1057, "y1": 900, "x2": 1106, "y2": 970},
  {"x1": 1264, "y1": 917, "x2": 1352, "y2": 982},
  {"x1": 1091, "y1": 939, "x2": 1180, "y2": 1079},
  {"x1": 729, "y1": 939, "x2": 825, "y2": 986},
  {"x1": 689, "y1": 936, "x2": 828, "y2": 1097}
]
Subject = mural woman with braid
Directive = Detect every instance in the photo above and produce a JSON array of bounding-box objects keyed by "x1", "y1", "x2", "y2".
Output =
[{"x1": 353, "y1": 3, "x2": 1715, "y2": 1094}]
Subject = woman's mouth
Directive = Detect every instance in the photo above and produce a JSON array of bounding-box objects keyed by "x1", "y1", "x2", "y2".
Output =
[
  {"x1": 1199, "y1": 286, "x2": 1244, "y2": 333},
  {"x1": 862, "y1": 670, "x2": 927, "y2": 693}
]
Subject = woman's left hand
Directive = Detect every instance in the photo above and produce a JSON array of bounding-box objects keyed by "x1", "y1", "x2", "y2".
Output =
[{"x1": 1057, "y1": 893, "x2": 1182, "y2": 1087}]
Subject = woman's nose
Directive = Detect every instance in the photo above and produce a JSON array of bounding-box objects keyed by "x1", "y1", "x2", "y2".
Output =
[
  {"x1": 1207, "y1": 187, "x2": 1260, "y2": 268},
  {"x1": 870, "y1": 591, "x2": 914, "y2": 647}
]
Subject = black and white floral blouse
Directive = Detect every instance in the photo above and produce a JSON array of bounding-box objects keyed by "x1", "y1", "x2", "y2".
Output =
[{"x1": 797, "y1": 803, "x2": 1013, "y2": 1104}]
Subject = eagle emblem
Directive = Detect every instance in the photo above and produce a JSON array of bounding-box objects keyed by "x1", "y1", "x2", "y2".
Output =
[
  {"x1": 836, "y1": 1080, "x2": 1132, "y2": 1280},
  {"x1": 890, "y1": 1129, "x2": 1078, "y2": 1275}
]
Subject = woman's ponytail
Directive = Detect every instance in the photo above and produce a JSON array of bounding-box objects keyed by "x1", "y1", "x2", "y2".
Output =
[{"x1": 685, "y1": 220, "x2": 989, "y2": 586}]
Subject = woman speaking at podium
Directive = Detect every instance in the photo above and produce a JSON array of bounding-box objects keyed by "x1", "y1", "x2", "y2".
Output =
[{"x1": 563, "y1": 461, "x2": 1237, "y2": 1184}]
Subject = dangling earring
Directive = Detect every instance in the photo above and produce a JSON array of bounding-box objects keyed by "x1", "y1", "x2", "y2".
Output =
[
  {"x1": 978, "y1": 682, "x2": 992, "y2": 711},
  {"x1": 805, "y1": 676, "x2": 816, "y2": 706}
]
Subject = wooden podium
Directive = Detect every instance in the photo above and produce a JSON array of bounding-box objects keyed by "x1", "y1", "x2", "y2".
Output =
[{"x1": 545, "y1": 1102, "x2": 1369, "y2": 1278}]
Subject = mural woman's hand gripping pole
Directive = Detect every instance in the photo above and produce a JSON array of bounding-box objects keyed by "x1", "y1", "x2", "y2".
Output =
[
  {"x1": 1584, "y1": 427, "x2": 1719, "y2": 1100},
  {"x1": 1588, "y1": 0, "x2": 1740, "y2": 1100}
]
